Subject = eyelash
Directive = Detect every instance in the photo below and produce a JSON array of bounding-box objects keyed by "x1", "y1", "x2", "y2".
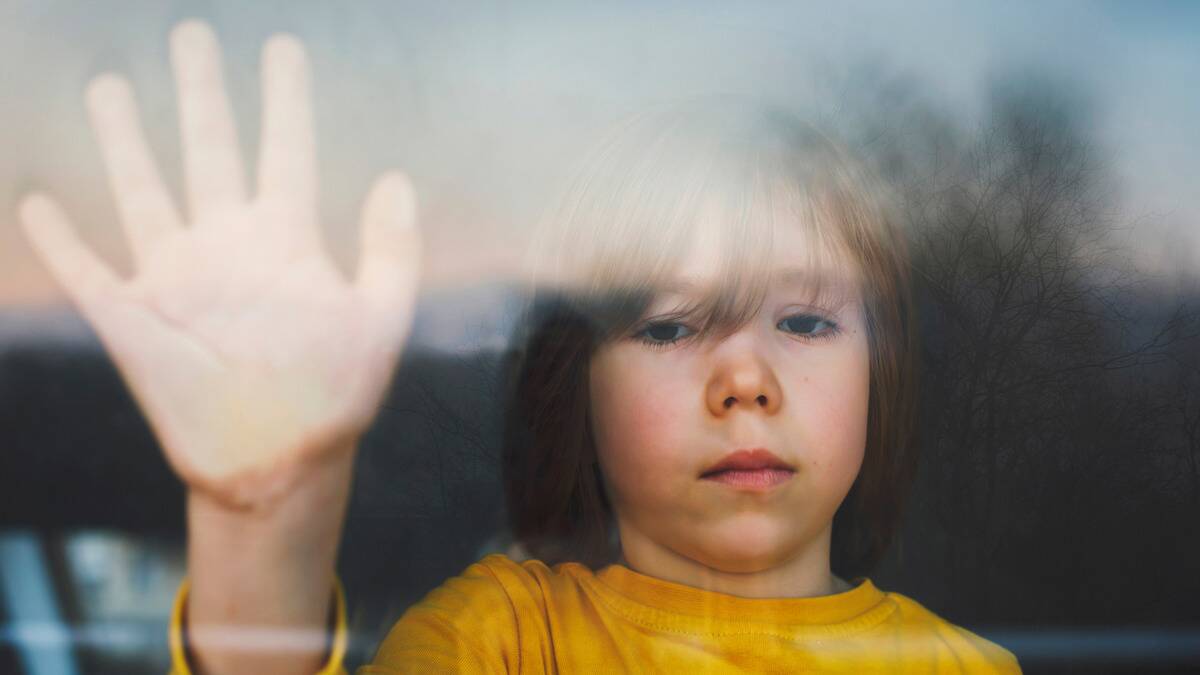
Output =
[{"x1": 632, "y1": 313, "x2": 842, "y2": 350}]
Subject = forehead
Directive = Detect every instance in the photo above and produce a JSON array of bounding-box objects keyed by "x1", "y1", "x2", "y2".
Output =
[{"x1": 663, "y1": 200, "x2": 861, "y2": 296}]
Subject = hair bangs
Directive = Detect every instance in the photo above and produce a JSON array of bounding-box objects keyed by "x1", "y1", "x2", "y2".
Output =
[{"x1": 531, "y1": 105, "x2": 866, "y2": 345}]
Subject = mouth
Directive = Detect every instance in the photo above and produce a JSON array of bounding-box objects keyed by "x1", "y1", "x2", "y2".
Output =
[{"x1": 699, "y1": 448, "x2": 795, "y2": 489}]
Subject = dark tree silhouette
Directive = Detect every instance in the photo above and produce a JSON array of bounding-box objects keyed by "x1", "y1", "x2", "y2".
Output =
[{"x1": 819, "y1": 65, "x2": 1200, "y2": 671}]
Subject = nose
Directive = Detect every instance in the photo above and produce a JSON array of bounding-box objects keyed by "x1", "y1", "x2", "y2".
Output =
[{"x1": 705, "y1": 337, "x2": 783, "y2": 417}]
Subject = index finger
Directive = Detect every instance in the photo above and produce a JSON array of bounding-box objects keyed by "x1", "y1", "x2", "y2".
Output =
[{"x1": 85, "y1": 74, "x2": 185, "y2": 268}]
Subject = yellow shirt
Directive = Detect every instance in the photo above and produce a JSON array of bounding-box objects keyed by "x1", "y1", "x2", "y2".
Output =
[{"x1": 170, "y1": 553, "x2": 1021, "y2": 673}]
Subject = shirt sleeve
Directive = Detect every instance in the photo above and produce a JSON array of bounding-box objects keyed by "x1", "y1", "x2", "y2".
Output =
[{"x1": 167, "y1": 574, "x2": 349, "y2": 675}]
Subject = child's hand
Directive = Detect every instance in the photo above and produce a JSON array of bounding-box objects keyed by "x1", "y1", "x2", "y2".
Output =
[{"x1": 17, "y1": 20, "x2": 421, "y2": 512}]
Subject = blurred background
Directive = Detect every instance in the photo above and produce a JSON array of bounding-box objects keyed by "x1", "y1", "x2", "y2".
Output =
[{"x1": 2, "y1": 1, "x2": 1198, "y2": 673}]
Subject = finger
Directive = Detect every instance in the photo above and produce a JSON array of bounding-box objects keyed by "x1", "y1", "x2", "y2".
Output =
[
  {"x1": 257, "y1": 33, "x2": 316, "y2": 216},
  {"x1": 85, "y1": 74, "x2": 184, "y2": 269},
  {"x1": 18, "y1": 193, "x2": 123, "y2": 309},
  {"x1": 169, "y1": 20, "x2": 247, "y2": 221},
  {"x1": 355, "y1": 172, "x2": 422, "y2": 341}
]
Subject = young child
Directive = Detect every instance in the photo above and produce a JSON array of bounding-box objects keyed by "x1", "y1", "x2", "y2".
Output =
[{"x1": 18, "y1": 21, "x2": 1020, "y2": 674}]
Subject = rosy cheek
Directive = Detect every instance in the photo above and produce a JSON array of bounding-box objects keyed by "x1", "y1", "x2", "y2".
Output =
[
  {"x1": 594, "y1": 360, "x2": 689, "y2": 480},
  {"x1": 609, "y1": 383, "x2": 680, "y2": 460},
  {"x1": 788, "y1": 353, "x2": 869, "y2": 483}
]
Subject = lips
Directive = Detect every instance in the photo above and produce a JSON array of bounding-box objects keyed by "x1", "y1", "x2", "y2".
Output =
[{"x1": 699, "y1": 448, "x2": 795, "y2": 478}]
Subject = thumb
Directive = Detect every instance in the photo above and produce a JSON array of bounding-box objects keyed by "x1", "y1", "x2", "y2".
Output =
[
  {"x1": 18, "y1": 193, "x2": 122, "y2": 310},
  {"x1": 354, "y1": 171, "x2": 422, "y2": 343}
]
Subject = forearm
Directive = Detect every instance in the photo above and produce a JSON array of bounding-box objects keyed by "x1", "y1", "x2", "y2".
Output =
[{"x1": 183, "y1": 449, "x2": 355, "y2": 675}]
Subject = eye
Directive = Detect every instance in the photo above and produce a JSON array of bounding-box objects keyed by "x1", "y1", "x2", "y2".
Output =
[
  {"x1": 633, "y1": 321, "x2": 694, "y2": 349},
  {"x1": 778, "y1": 313, "x2": 840, "y2": 340}
]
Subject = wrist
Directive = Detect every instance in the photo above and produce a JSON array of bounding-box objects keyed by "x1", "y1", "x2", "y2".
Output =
[
  {"x1": 187, "y1": 445, "x2": 356, "y2": 549},
  {"x1": 181, "y1": 448, "x2": 355, "y2": 674},
  {"x1": 187, "y1": 461, "x2": 353, "y2": 584}
]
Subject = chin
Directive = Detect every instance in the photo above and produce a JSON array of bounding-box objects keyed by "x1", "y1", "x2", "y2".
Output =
[{"x1": 695, "y1": 521, "x2": 797, "y2": 573}]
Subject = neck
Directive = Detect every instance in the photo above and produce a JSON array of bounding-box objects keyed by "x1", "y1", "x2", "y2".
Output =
[{"x1": 614, "y1": 521, "x2": 847, "y2": 599}]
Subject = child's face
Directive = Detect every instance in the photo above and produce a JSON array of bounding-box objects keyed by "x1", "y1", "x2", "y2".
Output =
[{"x1": 588, "y1": 218, "x2": 870, "y2": 575}]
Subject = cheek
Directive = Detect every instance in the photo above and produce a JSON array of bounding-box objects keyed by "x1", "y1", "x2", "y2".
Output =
[
  {"x1": 788, "y1": 339, "x2": 871, "y2": 491},
  {"x1": 589, "y1": 354, "x2": 693, "y2": 496}
]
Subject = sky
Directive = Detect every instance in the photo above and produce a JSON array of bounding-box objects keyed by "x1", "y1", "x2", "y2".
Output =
[{"x1": 1, "y1": 1, "x2": 1197, "y2": 334}]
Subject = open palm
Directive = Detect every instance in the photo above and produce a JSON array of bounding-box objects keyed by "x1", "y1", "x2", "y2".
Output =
[{"x1": 17, "y1": 21, "x2": 420, "y2": 510}]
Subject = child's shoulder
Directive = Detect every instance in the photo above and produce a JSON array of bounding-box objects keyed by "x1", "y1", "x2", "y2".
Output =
[
  {"x1": 455, "y1": 550, "x2": 592, "y2": 584},
  {"x1": 874, "y1": 587, "x2": 1022, "y2": 674},
  {"x1": 367, "y1": 553, "x2": 586, "y2": 670},
  {"x1": 399, "y1": 552, "x2": 574, "y2": 612}
]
